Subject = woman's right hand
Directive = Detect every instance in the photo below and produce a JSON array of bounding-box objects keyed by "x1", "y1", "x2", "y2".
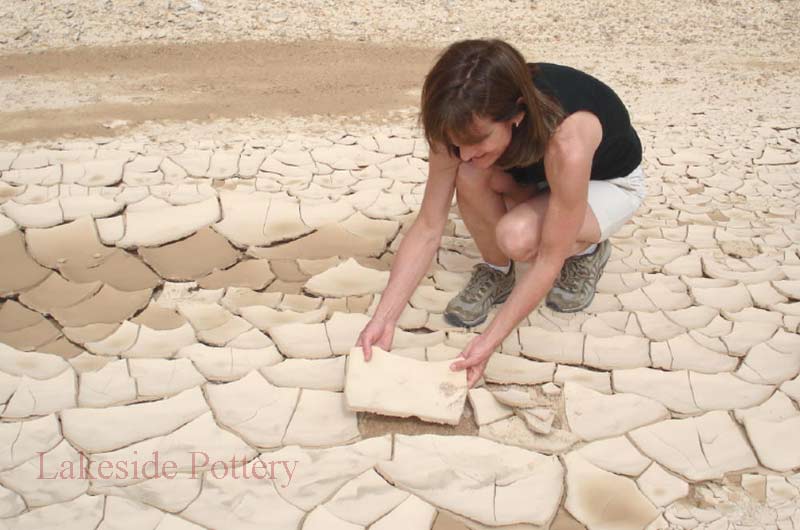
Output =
[{"x1": 356, "y1": 317, "x2": 396, "y2": 362}]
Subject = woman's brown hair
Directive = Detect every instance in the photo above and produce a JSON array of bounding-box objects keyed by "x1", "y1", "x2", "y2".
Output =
[{"x1": 419, "y1": 39, "x2": 564, "y2": 169}]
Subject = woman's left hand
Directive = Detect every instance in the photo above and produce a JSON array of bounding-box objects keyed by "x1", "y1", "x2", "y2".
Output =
[{"x1": 450, "y1": 335, "x2": 496, "y2": 389}]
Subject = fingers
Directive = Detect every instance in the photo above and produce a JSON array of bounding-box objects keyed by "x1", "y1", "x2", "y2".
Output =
[
  {"x1": 450, "y1": 354, "x2": 483, "y2": 371},
  {"x1": 467, "y1": 366, "x2": 483, "y2": 388},
  {"x1": 449, "y1": 345, "x2": 473, "y2": 370},
  {"x1": 357, "y1": 333, "x2": 372, "y2": 362},
  {"x1": 358, "y1": 320, "x2": 395, "y2": 364},
  {"x1": 377, "y1": 335, "x2": 392, "y2": 352}
]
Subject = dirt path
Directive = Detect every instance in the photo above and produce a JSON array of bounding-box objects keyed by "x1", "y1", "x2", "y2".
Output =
[{"x1": 0, "y1": 40, "x2": 436, "y2": 142}]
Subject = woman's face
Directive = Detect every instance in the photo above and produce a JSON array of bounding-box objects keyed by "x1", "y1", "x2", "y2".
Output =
[{"x1": 452, "y1": 114, "x2": 518, "y2": 169}]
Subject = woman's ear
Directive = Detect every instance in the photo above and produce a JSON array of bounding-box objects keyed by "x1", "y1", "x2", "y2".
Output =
[{"x1": 514, "y1": 97, "x2": 526, "y2": 126}]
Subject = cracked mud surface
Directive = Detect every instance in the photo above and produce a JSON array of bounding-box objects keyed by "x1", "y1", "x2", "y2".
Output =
[{"x1": 1, "y1": 1, "x2": 800, "y2": 529}]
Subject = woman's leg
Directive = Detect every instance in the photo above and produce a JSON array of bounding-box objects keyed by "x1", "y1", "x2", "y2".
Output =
[
  {"x1": 492, "y1": 174, "x2": 624, "y2": 314},
  {"x1": 453, "y1": 162, "x2": 521, "y2": 267},
  {"x1": 456, "y1": 162, "x2": 604, "y2": 263},
  {"x1": 454, "y1": 164, "x2": 641, "y2": 316},
  {"x1": 444, "y1": 162, "x2": 537, "y2": 327},
  {"x1": 492, "y1": 175, "x2": 602, "y2": 263},
  {"x1": 529, "y1": 177, "x2": 642, "y2": 312}
]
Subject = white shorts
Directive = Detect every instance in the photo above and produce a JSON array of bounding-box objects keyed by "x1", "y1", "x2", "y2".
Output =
[
  {"x1": 587, "y1": 165, "x2": 646, "y2": 241},
  {"x1": 531, "y1": 165, "x2": 646, "y2": 241}
]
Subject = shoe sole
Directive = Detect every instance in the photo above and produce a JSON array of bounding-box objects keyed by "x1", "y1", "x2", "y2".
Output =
[
  {"x1": 546, "y1": 242, "x2": 612, "y2": 314},
  {"x1": 443, "y1": 283, "x2": 514, "y2": 328}
]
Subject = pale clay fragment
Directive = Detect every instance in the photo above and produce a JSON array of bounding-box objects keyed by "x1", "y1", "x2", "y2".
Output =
[
  {"x1": 206, "y1": 370, "x2": 299, "y2": 448},
  {"x1": 269, "y1": 435, "x2": 392, "y2": 511},
  {"x1": 722, "y1": 320, "x2": 778, "y2": 355},
  {"x1": 176, "y1": 343, "x2": 282, "y2": 381},
  {"x1": 743, "y1": 413, "x2": 800, "y2": 472},
  {"x1": 129, "y1": 358, "x2": 206, "y2": 398},
  {"x1": 690, "y1": 283, "x2": 753, "y2": 312},
  {"x1": 270, "y1": 321, "x2": 332, "y2": 359},
  {"x1": 248, "y1": 223, "x2": 387, "y2": 260},
  {"x1": 345, "y1": 346, "x2": 467, "y2": 425},
  {"x1": 301, "y1": 505, "x2": 363, "y2": 530},
  {"x1": 490, "y1": 387, "x2": 540, "y2": 408},
  {"x1": 2, "y1": 197, "x2": 64, "y2": 228},
  {"x1": 780, "y1": 374, "x2": 800, "y2": 403},
  {"x1": 734, "y1": 390, "x2": 796, "y2": 424},
  {"x1": 2, "y1": 370, "x2": 77, "y2": 418},
  {"x1": 737, "y1": 341, "x2": 800, "y2": 385},
  {"x1": 369, "y1": 495, "x2": 437, "y2": 530},
  {"x1": 583, "y1": 334, "x2": 651, "y2": 370},
  {"x1": 555, "y1": 365, "x2": 612, "y2": 394},
  {"x1": 179, "y1": 461, "x2": 302, "y2": 529},
  {"x1": 125, "y1": 322, "x2": 197, "y2": 358},
  {"x1": 613, "y1": 368, "x2": 700, "y2": 414},
  {"x1": 0, "y1": 414, "x2": 62, "y2": 471},
  {"x1": 0, "y1": 343, "x2": 70, "y2": 379},
  {"x1": 283, "y1": 388, "x2": 360, "y2": 447},
  {"x1": 96, "y1": 497, "x2": 194, "y2": 530},
  {"x1": 637, "y1": 463, "x2": 690, "y2": 507},
  {"x1": 304, "y1": 257, "x2": 389, "y2": 297},
  {"x1": 261, "y1": 356, "x2": 346, "y2": 391},
  {"x1": 689, "y1": 371, "x2": 773, "y2": 411},
  {"x1": 0, "y1": 494, "x2": 103, "y2": 529},
  {"x1": 83, "y1": 320, "x2": 140, "y2": 356},
  {"x1": 664, "y1": 333, "x2": 739, "y2": 373},
  {"x1": 480, "y1": 415, "x2": 579, "y2": 454},
  {"x1": 565, "y1": 382, "x2": 669, "y2": 441},
  {"x1": 378, "y1": 433, "x2": 563, "y2": 527},
  {"x1": 467, "y1": 387, "x2": 514, "y2": 425},
  {"x1": 0, "y1": 439, "x2": 87, "y2": 507},
  {"x1": 90, "y1": 474, "x2": 202, "y2": 514},
  {"x1": 629, "y1": 411, "x2": 758, "y2": 481},
  {"x1": 518, "y1": 407, "x2": 555, "y2": 434},
  {"x1": 118, "y1": 197, "x2": 220, "y2": 248},
  {"x1": 0, "y1": 484, "x2": 24, "y2": 518},
  {"x1": 77, "y1": 359, "x2": 137, "y2": 407},
  {"x1": 61, "y1": 386, "x2": 209, "y2": 453},
  {"x1": 483, "y1": 353, "x2": 555, "y2": 385},
  {"x1": 324, "y1": 469, "x2": 410, "y2": 526},
  {"x1": 518, "y1": 327, "x2": 584, "y2": 364},
  {"x1": 577, "y1": 435, "x2": 652, "y2": 476},
  {"x1": 91, "y1": 412, "x2": 256, "y2": 488},
  {"x1": 564, "y1": 452, "x2": 658, "y2": 530},
  {"x1": 409, "y1": 284, "x2": 454, "y2": 313}
]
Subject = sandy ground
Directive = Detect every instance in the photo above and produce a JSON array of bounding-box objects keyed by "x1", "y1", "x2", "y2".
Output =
[
  {"x1": 1, "y1": 1, "x2": 799, "y2": 144},
  {"x1": 2, "y1": 39, "x2": 799, "y2": 145},
  {"x1": 1, "y1": 1, "x2": 800, "y2": 529},
  {"x1": 0, "y1": 41, "x2": 434, "y2": 142}
]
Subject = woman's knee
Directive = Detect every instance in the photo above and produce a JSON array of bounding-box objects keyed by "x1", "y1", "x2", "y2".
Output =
[{"x1": 496, "y1": 213, "x2": 539, "y2": 261}]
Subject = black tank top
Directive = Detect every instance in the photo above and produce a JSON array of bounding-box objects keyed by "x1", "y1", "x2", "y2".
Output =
[{"x1": 508, "y1": 63, "x2": 642, "y2": 184}]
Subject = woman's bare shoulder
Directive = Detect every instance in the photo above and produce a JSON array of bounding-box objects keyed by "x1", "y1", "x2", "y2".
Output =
[{"x1": 546, "y1": 111, "x2": 602, "y2": 162}]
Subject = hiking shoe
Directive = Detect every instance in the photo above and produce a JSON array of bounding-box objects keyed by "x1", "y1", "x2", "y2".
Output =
[
  {"x1": 443, "y1": 262, "x2": 515, "y2": 327},
  {"x1": 546, "y1": 240, "x2": 612, "y2": 313}
]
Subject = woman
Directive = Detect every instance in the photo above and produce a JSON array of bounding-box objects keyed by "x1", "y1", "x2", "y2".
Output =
[{"x1": 357, "y1": 39, "x2": 645, "y2": 388}]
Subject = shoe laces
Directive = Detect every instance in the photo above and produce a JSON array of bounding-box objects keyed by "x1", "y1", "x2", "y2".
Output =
[
  {"x1": 555, "y1": 255, "x2": 594, "y2": 292},
  {"x1": 460, "y1": 264, "x2": 500, "y2": 303}
]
